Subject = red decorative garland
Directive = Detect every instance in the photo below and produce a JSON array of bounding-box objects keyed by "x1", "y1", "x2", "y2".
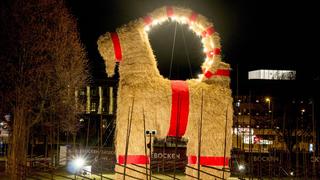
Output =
[
  {"x1": 143, "y1": 16, "x2": 153, "y2": 25},
  {"x1": 166, "y1": 6, "x2": 174, "y2": 17},
  {"x1": 201, "y1": 26, "x2": 215, "y2": 37},
  {"x1": 206, "y1": 48, "x2": 221, "y2": 58},
  {"x1": 189, "y1": 12, "x2": 198, "y2": 22}
]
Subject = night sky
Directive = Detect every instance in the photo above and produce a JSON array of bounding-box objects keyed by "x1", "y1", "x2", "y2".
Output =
[{"x1": 66, "y1": 0, "x2": 319, "y2": 95}]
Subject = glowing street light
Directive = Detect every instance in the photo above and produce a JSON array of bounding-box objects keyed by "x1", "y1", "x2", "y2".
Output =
[
  {"x1": 290, "y1": 171, "x2": 294, "y2": 176},
  {"x1": 265, "y1": 97, "x2": 271, "y2": 113}
]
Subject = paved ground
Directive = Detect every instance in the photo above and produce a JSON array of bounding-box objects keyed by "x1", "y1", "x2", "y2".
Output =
[
  {"x1": 0, "y1": 173, "x2": 307, "y2": 180},
  {"x1": 0, "y1": 172, "x2": 303, "y2": 180},
  {"x1": 0, "y1": 164, "x2": 308, "y2": 180}
]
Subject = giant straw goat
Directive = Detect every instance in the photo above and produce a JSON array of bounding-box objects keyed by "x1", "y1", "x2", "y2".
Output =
[{"x1": 97, "y1": 6, "x2": 233, "y2": 179}]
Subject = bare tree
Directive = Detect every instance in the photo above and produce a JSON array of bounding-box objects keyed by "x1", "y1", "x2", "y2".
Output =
[{"x1": 0, "y1": 0, "x2": 88, "y2": 179}]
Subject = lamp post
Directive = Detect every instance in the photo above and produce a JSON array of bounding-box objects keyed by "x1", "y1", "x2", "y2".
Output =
[
  {"x1": 265, "y1": 97, "x2": 271, "y2": 113},
  {"x1": 145, "y1": 130, "x2": 156, "y2": 180}
]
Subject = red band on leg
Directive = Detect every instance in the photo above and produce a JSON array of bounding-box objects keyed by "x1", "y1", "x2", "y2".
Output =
[
  {"x1": 118, "y1": 155, "x2": 149, "y2": 164},
  {"x1": 188, "y1": 156, "x2": 230, "y2": 166}
]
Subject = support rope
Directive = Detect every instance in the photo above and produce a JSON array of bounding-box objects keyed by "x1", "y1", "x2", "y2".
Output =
[
  {"x1": 181, "y1": 24, "x2": 193, "y2": 78},
  {"x1": 169, "y1": 22, "x2": 178, "y2": 79}
]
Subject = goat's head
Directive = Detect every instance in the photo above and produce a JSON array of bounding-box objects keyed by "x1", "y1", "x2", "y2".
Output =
[{"x1": 97, "y1": 20, "x2": 145, "y2": 77}]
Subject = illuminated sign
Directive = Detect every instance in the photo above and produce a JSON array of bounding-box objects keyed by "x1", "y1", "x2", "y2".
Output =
[
  {"x1": 248, "y1": 69, "x2": 296, "y2": 80},
  {"x1": 243, "y1": 135, "x2": 273, "y2": 145},
  {"x1": 233, "y1": 128, "x2": 254, "y2": 135}
]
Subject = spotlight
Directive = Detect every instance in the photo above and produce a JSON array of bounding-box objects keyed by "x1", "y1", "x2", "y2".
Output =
[
  {"x1": 73, "y1": 157, "x2": 85, "y2": 170},
  {"x1": 145, "y1": 130, "x2": 156, "y2": 135},
  {"x1": 238, "y1": 164, "x2": 245, "y2": 171},
  {"x1": 144, "y1": 26, "x2": 150, "y2": 32}
]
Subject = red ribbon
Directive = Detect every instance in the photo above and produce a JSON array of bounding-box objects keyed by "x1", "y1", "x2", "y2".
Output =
[
  {"x1": 110, "y1": 32, "x2": 122, "y2": 62},
  {"x1": 188, "y1": 156, "x2": 230, "y2": 166},
  {"x1": 206, "y1": 48, "x2": 221, "y2": 58},
  {"x1": 143, "y1": 16, "x2": 153, "y2": 25},
  {"x1": 166, "y1": 6, "x2": 174, "y2": 17},
  {"x1": 167, "y1": 81, "x2": 189, "y2": 137},
  {"x1": 189, "y1": 12, "x2": 198, "y2": 22},
  {"x1": 118, "y1": 155, "x2": 149, "y2": 164},
  {"x1": 204, "y1": 69, "x2": 230, "y2": 79},
  {"x1": 201, "y1": 26, "x2": 215, "y2": 37}
]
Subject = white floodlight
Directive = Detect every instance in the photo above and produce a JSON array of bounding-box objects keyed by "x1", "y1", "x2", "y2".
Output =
[
  {"x1": 238, "y1": 164, "x2": 245, "y2": 171},
  {"x1": 73, "y1": 157, "x2": 86, "y2": 170}
]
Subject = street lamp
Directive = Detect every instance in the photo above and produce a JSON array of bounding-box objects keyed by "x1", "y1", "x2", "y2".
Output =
[
  {"x1": 145, "y1": 130, "x2": 156, "y2": 180},
  {"x1": 265, "y1": 97, "x2": 271, "y2": 113}
]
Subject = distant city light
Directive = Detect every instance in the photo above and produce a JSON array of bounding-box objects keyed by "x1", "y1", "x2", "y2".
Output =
[
  {"x1": 309, "y1": 144, "x2": 314, "y2": 152},
  {"x1": 248, "y1": 69, "x2": 296, "y2": 80},
  {"x1": 233, "y1": 128, "x2": 254, "y2": 135}
]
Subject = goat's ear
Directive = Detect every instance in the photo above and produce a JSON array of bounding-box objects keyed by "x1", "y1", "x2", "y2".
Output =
[{"x1": 97, "y1": 32, "x2": 117, "y2": 77}]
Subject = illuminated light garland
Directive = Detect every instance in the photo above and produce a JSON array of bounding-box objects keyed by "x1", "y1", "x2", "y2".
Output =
[
  {"x1": 142, "y1": 6, "x2": 228, "y2": 81},
  {"x1": 207, "y1": 60, "x2": 214, "y2": 66},
  {"x1": 144, "y1": 26, "x2": 150, "y2": 32}
]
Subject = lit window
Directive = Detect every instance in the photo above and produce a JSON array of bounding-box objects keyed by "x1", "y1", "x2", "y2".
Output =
[{"x1": 91, "y1": 103, "x2": 96, "y2": 112}]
